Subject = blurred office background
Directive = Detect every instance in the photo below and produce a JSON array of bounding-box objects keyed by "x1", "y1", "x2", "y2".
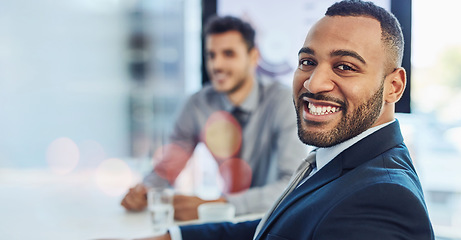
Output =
[{"x1": 0, "y1": 0, "x2": 460, "y2": 239}]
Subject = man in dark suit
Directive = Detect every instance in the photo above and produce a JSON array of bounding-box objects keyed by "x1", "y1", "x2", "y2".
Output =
[{"x1": 121, "y1": 1, "x2": 435, "y2": 239}]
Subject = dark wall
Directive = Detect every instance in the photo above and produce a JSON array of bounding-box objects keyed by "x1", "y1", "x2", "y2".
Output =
[{"x1": 392, "y1": 0, "x2": 412, "y2": 113}]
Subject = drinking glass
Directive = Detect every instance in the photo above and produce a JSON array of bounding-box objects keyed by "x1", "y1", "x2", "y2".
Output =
[{"x1": 147, "y1": 188, "x2": 175, "y2": 235}]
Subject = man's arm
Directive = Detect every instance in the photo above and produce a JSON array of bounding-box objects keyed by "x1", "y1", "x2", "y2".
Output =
[
  {"x1": 226, "y1": 88, "x2": 307, "y2": 215},
  {"x1": 172, "y1": 195, "x2": 226, "y2": 221},
  {"x1": 122, "y1": 97, "x2": 199, "y2": 213},
  {"x1": 314, "y1": 183, "x2": 434, "y2": 239},
  {"x1": 180, "y1": 220, "x2": 260, "y2": 240},
  {"x1": 97, "y1": 233, "x2": 171, "y2": 240},
  {"x1": 137, "y1": 234, "x2": 171, "y2": 240},
  {"x1": 98, "y1": 220, "x2": 260, "y2": 240}
]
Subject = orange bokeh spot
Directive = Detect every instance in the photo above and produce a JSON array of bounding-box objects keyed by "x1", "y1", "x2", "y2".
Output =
[
  {"x1": 153, "y1": 143, "x2": 192, "y2": 185},
  {"x1": 203, "y1": 111, "x2": 242, "y2": 161},
  {"x1": 219, "y1": 157, "x2": 252, "y2": 194}
]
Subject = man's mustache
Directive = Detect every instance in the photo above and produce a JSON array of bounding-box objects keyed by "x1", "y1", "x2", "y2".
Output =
[{"x1": 298, "y1": 91, "x2": 346, "y2": 108}]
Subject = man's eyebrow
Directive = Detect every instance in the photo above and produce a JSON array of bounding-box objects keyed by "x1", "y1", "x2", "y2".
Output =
[
  {"x1": 298, "y1": 47, "x2": 314, "y2": 56},
  {"x1": 331, "y1": 50, "x2": 366, "y2": 64}
]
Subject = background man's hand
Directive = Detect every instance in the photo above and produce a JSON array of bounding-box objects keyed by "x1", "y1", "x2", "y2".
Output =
[
  {"x1": 122, "y1": 185, "x2": 227, "y2": 221},
  {"x1": 173, "y1": 195, "x2": 227, "y2": 221},
  {"x1": 121, "y1": 183, "x2": 148, "y2": 211}
]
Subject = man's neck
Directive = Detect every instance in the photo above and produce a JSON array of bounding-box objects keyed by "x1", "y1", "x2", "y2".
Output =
[
  {"x1": 228, "y1": 77, "x2": 255, "y2": 106},
  {"x1": 315, "y1": 119, "x2": 395, "y2": 172}
]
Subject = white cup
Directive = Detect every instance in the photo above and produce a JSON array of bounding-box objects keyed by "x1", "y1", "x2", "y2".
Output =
[
  {"x1": 198, "y1": 202, "x2": 236, "y2": 223},
  {"x1": 147, "y1": 188, "x2": 175, "y2": 235}
]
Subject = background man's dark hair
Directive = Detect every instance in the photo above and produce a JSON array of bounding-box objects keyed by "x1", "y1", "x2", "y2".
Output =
[
  {"x1": 204, "y1": 15, "x2": 256, "y2": 51},
  {"x1": 326, "y1": 0, "x2": 404, "y2": 70}
]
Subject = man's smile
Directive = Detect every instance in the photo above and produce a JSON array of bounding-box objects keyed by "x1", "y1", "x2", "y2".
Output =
[
  {"x1": 301, "y1": 95, "x2": 343, "y2": 122},
  {"x1": 212, "y1": 72, "x2": 229, "y2": 82},
  {"x1": 306, "y1": 101, "x2": 341, "y2": 115}
]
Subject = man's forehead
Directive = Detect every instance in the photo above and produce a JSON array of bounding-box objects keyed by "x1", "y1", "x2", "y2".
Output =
[
  {"x1": 206, "y1": 31, "x2": 244, "y2": 43},
  {"x1": 325, "y1": 15, "x2": 379, "y2": 28},
  {"x1": 302, "y1": 16, "x2": 383, "y2": 57},
  {"x1": 309, "y1": 15, "x2": 381, "y2": 39},
  {"x1": 206, "y1": 31, "x2": 246, "y2": 49}
]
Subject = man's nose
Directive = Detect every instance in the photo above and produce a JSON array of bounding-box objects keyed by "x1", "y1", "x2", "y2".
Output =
[
  {"x1": 209, "y1": 55, "x2": 225, "y2": 70},
  {"x1": 303, "y1": 65, "x2": 335, "y2": 94}
]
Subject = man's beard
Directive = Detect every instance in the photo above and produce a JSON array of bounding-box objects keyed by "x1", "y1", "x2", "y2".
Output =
[
  {"x1": 295, "y1": 82, "x2": 384, "y2": 148},
  {"x1": 210, "y1": 63, "x2": 251, "y2": 95},
  {"x1": 226, "y1": 76, "x2": 247, "y2": 94}
]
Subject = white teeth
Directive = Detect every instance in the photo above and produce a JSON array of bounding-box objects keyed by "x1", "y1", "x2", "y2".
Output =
[{"x1": 308, "y1": 102, "x2": 339, "y2": 115}]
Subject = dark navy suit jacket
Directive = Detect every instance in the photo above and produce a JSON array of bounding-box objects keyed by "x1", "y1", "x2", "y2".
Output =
[{"x1": 181, "y1": 121, "x2": 434, "y2": 240}]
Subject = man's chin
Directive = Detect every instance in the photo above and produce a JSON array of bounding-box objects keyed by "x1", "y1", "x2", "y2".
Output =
[
  {"x1": 211, "y1": 82, "x2": 225, "y2": 91},
  {"x1": 297, "y1": 123, "x2": 342, "y2": 148},
  {"x1": 300, "y1": 118, "x2": 338, "y2": 133}
]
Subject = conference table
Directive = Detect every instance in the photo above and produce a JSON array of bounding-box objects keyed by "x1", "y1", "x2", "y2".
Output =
[
  {"x1": 2, "y1": 158, "x2": 460, "y2": 240},
  {"x1": 0, "y1": 165, "x2": 261, "y2": 240}
]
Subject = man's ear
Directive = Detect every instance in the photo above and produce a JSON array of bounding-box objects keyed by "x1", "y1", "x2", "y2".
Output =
[
  {"x1": 249, "y1": 47, "x2": 260, "y2": 66},
  {"x1": 384, "y1": 67, "x2": 406, "y2": 104}
]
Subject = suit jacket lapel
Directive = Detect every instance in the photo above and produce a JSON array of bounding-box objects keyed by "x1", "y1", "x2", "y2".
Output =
[
  {"x1": 255, "y1": 121, "x2": 405, "y2": 239},
  {"x1": 341, "y1": 120, "x2": 403, "y2": 170},
  {"x1": 254, "y1": 153, "x2": 343, "y2": 239}
]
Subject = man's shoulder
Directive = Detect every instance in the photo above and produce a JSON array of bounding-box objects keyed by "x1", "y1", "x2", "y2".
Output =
[
  {"x1": 259, "y1": 78, "x2": 292, "y2": 103},
  {"x1": 187, "y1": 84, "x2": 218, "y2": 103},
  {"x1": 260, "y1": 78, "x2": 290, "y2": 93}
]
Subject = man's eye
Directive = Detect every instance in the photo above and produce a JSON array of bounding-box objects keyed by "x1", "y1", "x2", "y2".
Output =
[
  {"x1": 336, "y1": 64, "x2": 355, "y2": 71},
  {"x1": 298, "y1": 59, "x2": 316, "y2": 71},
  {"x1": 224, "y1": 50, "x2": 235, "y2": 57},
  {"x1": 300, "y1": 60, "x2": 315, "y2": 66}
]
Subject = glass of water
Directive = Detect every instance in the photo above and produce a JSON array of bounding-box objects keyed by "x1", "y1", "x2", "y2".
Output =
[{"x1": 147, "y1": 188, "x2": 175, "y2": 235}]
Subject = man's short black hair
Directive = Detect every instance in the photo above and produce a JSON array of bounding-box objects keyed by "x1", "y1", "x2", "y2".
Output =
[
  {"x1": 326, "y1": 0, "x2": 404, "y2": 69},
  {"x1": 204, "y1": 15, "x2": 256, "y2": 51}
]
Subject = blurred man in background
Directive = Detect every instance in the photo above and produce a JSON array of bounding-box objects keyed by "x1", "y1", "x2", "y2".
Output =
[{"x1": 121, "y1": 15, "x2": 306, "y2": 221}]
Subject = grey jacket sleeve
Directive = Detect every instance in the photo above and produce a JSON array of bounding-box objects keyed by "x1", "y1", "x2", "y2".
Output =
[{"x1": 226, "y1": 88, "x2": 308, "y2": 215}]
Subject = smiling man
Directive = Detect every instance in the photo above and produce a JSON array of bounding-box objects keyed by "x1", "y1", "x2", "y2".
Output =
[
  {"x1": 118, "y1": 1, "x2": 434, "y2": 240},
  {"x1": 294, "y1": 16, "x2": 394, "y2": 148}
]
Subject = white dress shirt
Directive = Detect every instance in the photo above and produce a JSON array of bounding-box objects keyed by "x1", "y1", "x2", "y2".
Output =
[{"x1": 298, "y1": 120, "x2": 395, "y2": 186}]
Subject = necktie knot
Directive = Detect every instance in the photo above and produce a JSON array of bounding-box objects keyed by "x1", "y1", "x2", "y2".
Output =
[
  {"x1": 305, "y1": 149, "x2": 317, "y2": 165},
  {"x1": 297, "y1": 150, "x2": 317, "y2": 181},
  {"x1": 295, "y1": 150, "x2": 316, "y2": 176},
  {"x1": 231, "y1": 107, "x2": 248, "y2": 128}
]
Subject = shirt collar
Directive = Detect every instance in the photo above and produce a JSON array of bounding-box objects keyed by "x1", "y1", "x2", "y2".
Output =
[
  {"x1": 315, "y1": 119, "x2": 396, "y2": 171},
  {"x1": 221, "y1": 80, "x2": 259, "y2": 113}
]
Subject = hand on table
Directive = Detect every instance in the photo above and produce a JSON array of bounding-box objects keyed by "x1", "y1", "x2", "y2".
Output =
[
  {"x1": 121, "y1": 183, "x2": 148, "y2": 211},
  {"x1": 121, "y1": 184, "x2": 227, "y2": 221},
  {"x1": 173, "y1": 195, "x2": 227, "y2": 221}
]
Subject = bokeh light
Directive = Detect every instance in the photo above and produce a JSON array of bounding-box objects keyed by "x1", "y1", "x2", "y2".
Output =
[
  {"x1": 95, "y1": 158, "x2": 133, "y2": 196},
  {"x1": 153, "y1": 143, "x2": 192, "y2": 185},
  {"x1": 78, "y1": 139, "x2": 106, "y2": 169},
  {"x1": 46, "y1": 137, "x2": 80, "y2": 175},
  {"x1": 203, "y1": 111, "x2": 242, "y2": 161},
  {"x1": 445, "y1": 127, "x2": 461, "y2": 153},
  {"x1": 218, "y1": 157, "x2": 252, "y2": 194}
]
